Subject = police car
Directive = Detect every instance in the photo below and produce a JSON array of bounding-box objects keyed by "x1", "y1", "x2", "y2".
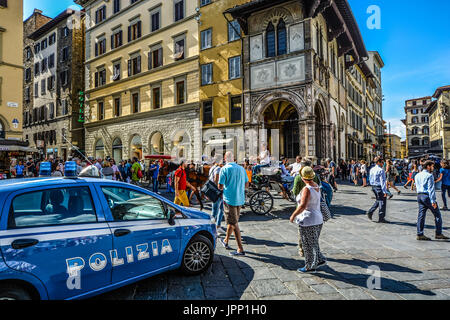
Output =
[{"x1": 0, "y1": 162, "x2": 217, "y2": 300}]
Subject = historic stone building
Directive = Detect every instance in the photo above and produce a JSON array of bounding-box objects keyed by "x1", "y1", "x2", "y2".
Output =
[
  {"x1": 75, "y1": 0, "x2": 202, "y2": 161},
  {"x1": 23, "y1": 9, "x2": 52, "y2": 144},
  {"x1": 225, "y1": 0, "x2": 373, "y2": 162},
  {"x1": 199, "y1": 0, "x2": 248, "y2": 161},
  {"x1": 427, "y1": 85, "x2": 450, "y2": 158},
  {"x1": 23, "y1": 9, "x2": 85, "y2": 160},
  {"x1": 0, "y1": 0, "x2": 24, "y2": 140},
  {"x1": 402, "y1": 96, "x2": 431, "y2": 158}
]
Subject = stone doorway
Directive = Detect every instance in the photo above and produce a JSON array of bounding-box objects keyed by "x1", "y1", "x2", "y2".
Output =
[{"x1": 261, "y1": 101, "x2": 300, "y2": 160}]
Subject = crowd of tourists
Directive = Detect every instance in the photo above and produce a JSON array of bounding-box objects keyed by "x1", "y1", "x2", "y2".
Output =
[{"x1": 7, "y1": 151, "x2": 449, "y2": 273}]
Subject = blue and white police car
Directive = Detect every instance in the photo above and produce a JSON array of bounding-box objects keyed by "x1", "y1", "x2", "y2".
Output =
[{"x1": 0, "y1": 162, "x2": 217, "y2": 300}]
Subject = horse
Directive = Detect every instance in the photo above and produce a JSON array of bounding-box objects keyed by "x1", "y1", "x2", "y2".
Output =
[{"x1": 159, "y1": 161, "x2": 206, "y2": 211}]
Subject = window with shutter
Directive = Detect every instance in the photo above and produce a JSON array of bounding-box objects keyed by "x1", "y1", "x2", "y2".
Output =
[
  {"x1": 128, "y1": 60, "x2": 132, "y2": 76},
  {"x1": 95, "y1": 72, "x2": 99, "y2": 87}
]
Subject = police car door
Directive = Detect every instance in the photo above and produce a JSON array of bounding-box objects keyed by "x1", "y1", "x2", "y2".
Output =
[
  {"x1": 98, "y1": 185, "x2": 181, "y2": 283},
  {"x1": 0, "y1": 185, "x2": 113, "y2": 300}
]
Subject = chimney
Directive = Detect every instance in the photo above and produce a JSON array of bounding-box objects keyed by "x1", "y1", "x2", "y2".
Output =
[{"x1": 33, "y1": 8, "x2": 43, "y2": 14}]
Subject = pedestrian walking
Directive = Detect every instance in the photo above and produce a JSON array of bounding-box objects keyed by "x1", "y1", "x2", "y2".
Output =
[
  {"x1": 415, "y1": 160, "x2": 449, "y2": 241},
  {"x1": 218, "y1": 151, "x2": 249, "y2": 256},
  {"x1": 101, "y1": 161, "x2": 114, "y2": 180},
  {"x1": 290, "y1": 166, "x2": 326, "y2": 273},
  {"x1": 367, "y1": 157, "x2": 391, "y2": 223},
  {"x1": 360, "y1": 160, "x2": 368, "y2": 187},
  {"x1": 386, "y1": 159, "x2": 401, "y2": 195},
  {"x1": 435, "y1": 160, "x2": 450, "y2": 210},
  {"x1": 130, "y1": 157, "x2": 141, "y2": 185},
  {"x1": 174, "y1": 160, "x2": 190, "y2": 207},
  {"x1": 292, "y1": 159, "x2": 320, "y2": 257},
  {"x1": 209, "y1": 157, "x2": 225, "y2": 235},
  {"x1": 149, "y1": 160, "x2": 160, "y2": 193},
  {"x1": 326, "y1": 158, "x2": 338, "y2": 192}
]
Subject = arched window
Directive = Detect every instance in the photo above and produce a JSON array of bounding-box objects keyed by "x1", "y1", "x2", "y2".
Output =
[
  {"x1": 277, "y1": 19, "x2": 287, "y2": 56},
  {"x1": 112, "y1": 138, "x2": 123, "y2": 161},
  {"x1": 150, "y1": 132, "x2": 164, "y2": 155},
  {"x1": 423, "y1": 137, "x2": 429, "y2": 145},
  {"x1": 422, "y1": 127, "x2": 429, "y2": 135},
  {"x1": 130, "y1": 135, "x2": 143, "y2": 159},
  {"x1": 266, "y1": 22, "x2": 276, "y2": 58},
  {"x1": 95, "y1": 139, "x2": 105, "y2": 159}
]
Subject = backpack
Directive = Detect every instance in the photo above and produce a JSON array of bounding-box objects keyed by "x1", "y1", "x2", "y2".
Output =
[{"x1": 137, "y1": 168, "x2": 143, "y2": 179}]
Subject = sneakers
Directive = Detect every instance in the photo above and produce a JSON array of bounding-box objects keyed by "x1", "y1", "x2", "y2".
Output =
[
  {"x1": 297, "y1": 267, "x2": 317, "y2": 273},
  {"x1": 219, "y1": 238, "x2": 230, "y2": 249},
  {"x1": 378, "y1": 219, "x2": 390, "y2": 224},
  {"x1": 367, "y1": 212, "x2": 373, "y2": 221},
  {"x1": 388, "y1": 194, "x2": 394, "y2": 200},
  {"x1": 436, "y1": 234, "x2": 450, "y2": 240},
  {"x1": 397, "y1": 191, "x2": 402, "y2": 195},
  {"x1": 441, "y1": 207, "x2": 448, "y2": 211},
  {"x1": 229, "y1": 250, "x2": 245, "y2": 257},
  {"x1": 417, "y1": 235, "x2": 431, "y2": 241}
]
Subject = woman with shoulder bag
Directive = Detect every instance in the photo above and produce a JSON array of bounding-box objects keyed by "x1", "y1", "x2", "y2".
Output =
[{"x1": 290, "y1": 166, "x2": 327, "y2": 273}]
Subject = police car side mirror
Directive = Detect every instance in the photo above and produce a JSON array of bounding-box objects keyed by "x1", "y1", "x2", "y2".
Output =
[{"x1": 168, "y1": 211, "x2": 176, "y2": 226}]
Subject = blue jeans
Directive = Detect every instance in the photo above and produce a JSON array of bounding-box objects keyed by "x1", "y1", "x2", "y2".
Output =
[
  {"x1": 212, "y1": 197, "x2": 224, "y2": 228},
  {"x1": 368, "y1": 186, "x2": 387, "y2": 220},
  {"x1": 152, "y1": 177, "x2": 158, "y2": 193},
  {"x1": 417, "y1": 194, "x2": 443, "y2": 236},
  {"x1": 441, "y1": 184, "x2": 450, "y2": 208}
]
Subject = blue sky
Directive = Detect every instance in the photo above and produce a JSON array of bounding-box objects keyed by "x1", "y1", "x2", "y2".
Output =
[{"x1": 24, "y1": 0, "x2": 450, "y2": 139}]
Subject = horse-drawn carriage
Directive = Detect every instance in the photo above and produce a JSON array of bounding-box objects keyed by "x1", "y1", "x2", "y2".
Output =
[{"x1": 246, "y1": 166, "x2": 295, "y2": 215}]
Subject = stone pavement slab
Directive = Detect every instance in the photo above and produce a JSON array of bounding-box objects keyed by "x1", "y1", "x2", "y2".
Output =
[{"x1": 95, "y1": 183, "x2": 450, "y2": 300}]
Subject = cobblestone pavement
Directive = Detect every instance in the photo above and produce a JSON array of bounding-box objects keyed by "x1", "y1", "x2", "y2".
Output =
[{"x1": 96, "y1": 182, "x2": 450, "y2": 300}]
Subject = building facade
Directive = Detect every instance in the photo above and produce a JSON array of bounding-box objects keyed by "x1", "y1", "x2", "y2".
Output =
[
  {"x1": 384, "y1": 133, "x2": 401, "y2": 159},
  {"x1": 24, "y1": 9, "x2": 85, "y2": 160},
  {"x1": 23, "y1": 10, "x2": 52, "y2": 145},
  {"x1": 75, "y1": 0, "x2": 201, "y2": 161},
  {"x1": 428, "y1": 85, "x2": 450, "y2": 158},
  {"x1": 199, "y1": 0, "x2": 248, "y2": 160},
  {"x1": 367, "y1": 51, "x2": 384, "y2": 158},
  {"x1": 402, "y1": 96, "x2": 431, "y2": 158},
  {"x1": 225, "y1": 0, "x2": 373, "y2": 163},
  {"x1": 0, "y1": 0, "x2": 24, "y2": 140}
]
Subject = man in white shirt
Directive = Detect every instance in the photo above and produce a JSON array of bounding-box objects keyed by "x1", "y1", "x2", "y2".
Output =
[{"x1": 289, "y1": 156, "x2": 303, "y2": 177}]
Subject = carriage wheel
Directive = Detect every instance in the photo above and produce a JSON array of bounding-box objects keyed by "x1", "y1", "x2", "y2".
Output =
[{"x1": 249, "y1": 191, "x2": 274, "y2": 215}]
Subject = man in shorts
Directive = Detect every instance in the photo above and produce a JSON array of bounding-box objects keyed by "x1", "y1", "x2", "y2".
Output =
[{"x1": 219, "y1": 151, "x2": 249, "y2": 256}]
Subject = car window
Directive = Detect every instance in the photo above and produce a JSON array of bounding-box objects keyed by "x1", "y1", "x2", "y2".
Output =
[
  {"x1": 101, "y1": 187, "x2": 167, "y2": 221},
  {"x1": 9, "y1": 187, "x2": 97, "y2": 229}
]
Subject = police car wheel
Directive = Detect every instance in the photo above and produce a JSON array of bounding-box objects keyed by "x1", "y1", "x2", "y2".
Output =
[
  {"x1": 0, "y1": 285, "x2": 32, "y2": 300},
  {"x1": 181, "y1": 235, "x2": 214, "y2": 276}
]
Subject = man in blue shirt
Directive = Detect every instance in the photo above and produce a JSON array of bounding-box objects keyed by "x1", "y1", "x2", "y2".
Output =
[
  {"x1": 435, "y1": 160, "x2": 450, "y2": 210},
  {"x1": 414, "y1": 160, "x2": 449, "y2": 241},
  {"x1": 149, "y1": 160, "x2": 160, "y2": 193},
  {"x1": 367, "y1": 157, "x2": 390, "y2": 223},
  {"x1": 219, "y1": 151, "x2": 249, "y2": 256}
]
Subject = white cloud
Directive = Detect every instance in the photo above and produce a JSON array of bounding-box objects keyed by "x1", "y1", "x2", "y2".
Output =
[{"x1": 385, "y1": 118, "x2": 406, "y2": 140}]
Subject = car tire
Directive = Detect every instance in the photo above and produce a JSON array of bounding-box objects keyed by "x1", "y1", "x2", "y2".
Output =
[
  {"x1": 0, "y1": 285, "x2": 32, "y2": 300},
  {"x1": 180, "y1": 234, "x2": 214, "y2": 276}
]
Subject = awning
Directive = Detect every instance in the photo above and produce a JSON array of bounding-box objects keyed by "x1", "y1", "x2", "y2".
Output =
[
  {"x1": 205, "y1": 139, "x2": 234, "y2": 146},
  {"x1": 0, "y1": 146, "x2": 38, "y2": 152}
]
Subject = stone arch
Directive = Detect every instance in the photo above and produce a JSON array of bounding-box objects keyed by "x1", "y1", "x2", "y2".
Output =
[
  {"x1": 251, "y1": 90, "x2": 307, "y2": 125},
  {"x1": 260, "y1": 7, "x2": 295, "y2": 31},
  {"x1": 0, "y1": 115, "x2": 11, "y2": 132},
  {"x1": 149, "y1": 130, "x2": 165, "y2": 155},
  {"x1": 314, "y1": 100, "x2": 327, "y2": 161},
  {"x1": 169, "y1": 127, "x2": 193, "y2": 160}
]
